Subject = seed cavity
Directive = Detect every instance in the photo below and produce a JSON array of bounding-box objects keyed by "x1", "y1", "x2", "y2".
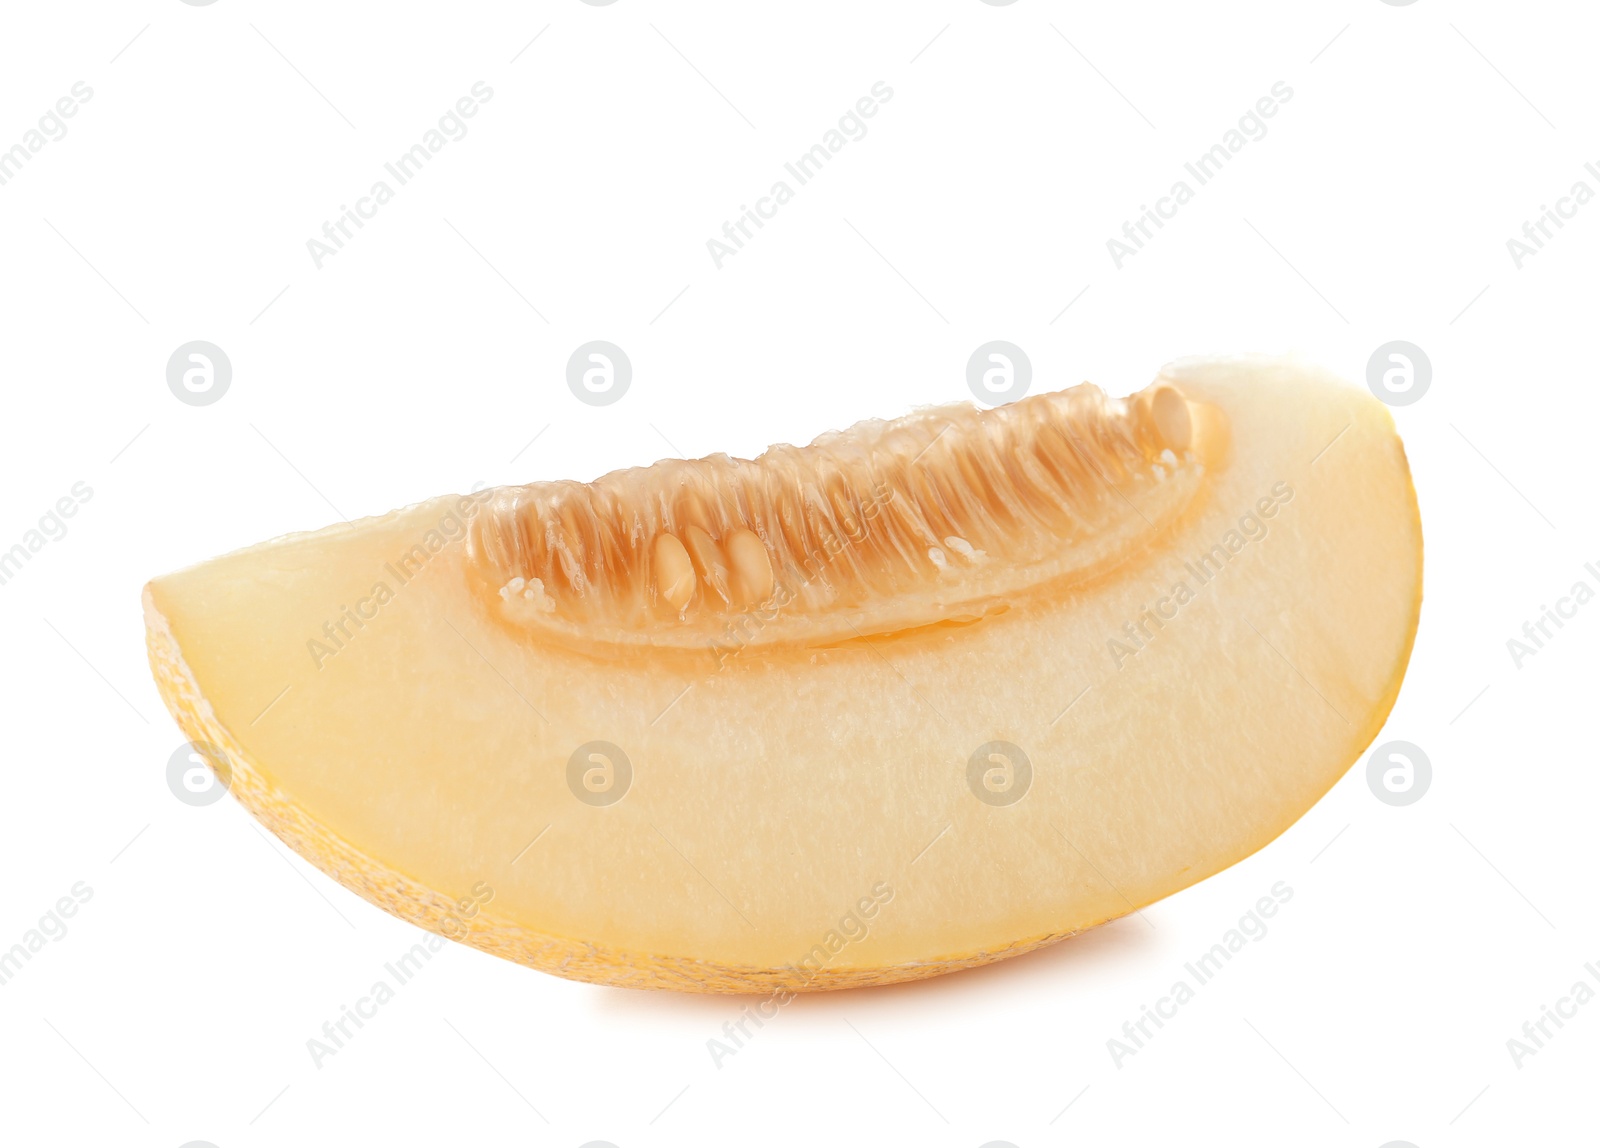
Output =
[{"x1": 468, "y1": 380, "x2": 1221, "y2": 652}]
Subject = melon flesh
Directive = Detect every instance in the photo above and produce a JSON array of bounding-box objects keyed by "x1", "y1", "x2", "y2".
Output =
[{"x1": 144, "y1": 356, "x2": 1422, "y2": 992}]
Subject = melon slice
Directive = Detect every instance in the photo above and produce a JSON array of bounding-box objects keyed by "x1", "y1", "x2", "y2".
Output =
[{"x1": 144, "y1": 356, "x2": 1421, "y2": 992}]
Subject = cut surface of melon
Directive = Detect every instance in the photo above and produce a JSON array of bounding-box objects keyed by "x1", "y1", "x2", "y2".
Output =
[{"x1": 144, "y1": 356, "x2": 1422, "y2": 992}]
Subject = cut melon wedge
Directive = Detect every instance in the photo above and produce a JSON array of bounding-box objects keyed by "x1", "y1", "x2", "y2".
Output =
[{"x1": 144, "y1": 356, "x2": 1422, "y2": 992}]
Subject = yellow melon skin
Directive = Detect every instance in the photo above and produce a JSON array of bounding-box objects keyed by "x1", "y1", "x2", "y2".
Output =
[{"x1": 144, "y1": 356, "x2": 1421, "y2": 993}]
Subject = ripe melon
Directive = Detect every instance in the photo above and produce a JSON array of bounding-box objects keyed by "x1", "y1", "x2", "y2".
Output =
[{"x1": 144, "y1": 355, "x2": 1421, "y2": 992}]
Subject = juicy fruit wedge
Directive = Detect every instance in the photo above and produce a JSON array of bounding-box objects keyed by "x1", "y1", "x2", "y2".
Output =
[{"x1": 144, "y1": 356, "x2": 1422, "y2": 992}]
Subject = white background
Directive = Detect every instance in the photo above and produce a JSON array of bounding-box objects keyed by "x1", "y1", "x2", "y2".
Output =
[{"x1": 0, "y1": 1, "x2": 1595, "y2": 1145}]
